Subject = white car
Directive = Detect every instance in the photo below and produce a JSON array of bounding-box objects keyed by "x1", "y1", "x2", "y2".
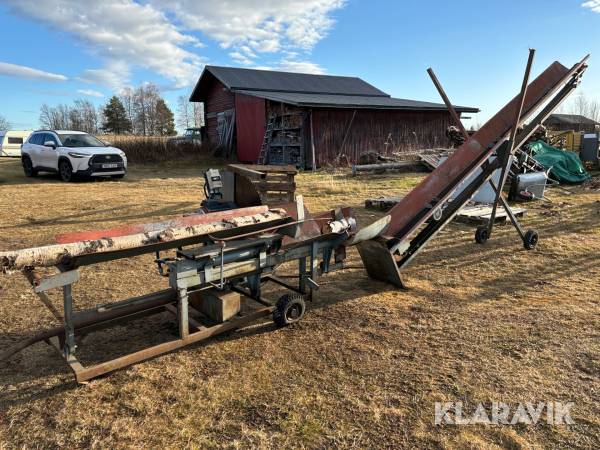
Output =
[{"x1": 21, "y1": 130, "x2": 127, "y2": 182}]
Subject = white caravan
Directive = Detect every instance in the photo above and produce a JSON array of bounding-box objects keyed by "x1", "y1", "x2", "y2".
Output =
[{"x1": 0, "y1": 130, "x2": 32, "y2": 157}]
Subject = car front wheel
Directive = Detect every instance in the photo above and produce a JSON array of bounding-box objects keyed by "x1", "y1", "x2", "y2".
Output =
[
  {"x1": 59, "y1": 160, "x2": 74, "y2": 182},
  {"x1": 22, "y1": 157, "x2": 38, "y2": 177}
]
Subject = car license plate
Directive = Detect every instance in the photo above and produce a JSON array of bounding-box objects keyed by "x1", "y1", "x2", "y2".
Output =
[{"x1": 102, "y1": 163, "x2": 118, "y2": 169}]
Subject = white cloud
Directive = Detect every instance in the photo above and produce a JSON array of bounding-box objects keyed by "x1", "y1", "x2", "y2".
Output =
[
  {"x1": 277, "y1": 60, "x2": 325, "y2": 74},
  {"x1": 78, "y1": 61, "x2": 131, "y2": 91},
  {"x1": 154, "y1": 0, "x2": 345, "y2": 64},
  {"x1": 229, "y1": 51, "x2": 254, "y2": 66},
  {"x1": 0, "y1": 61, "x2": 68, "y2": 82},
  {"x1": 5, "y1": 0, "x2": 203, "y2": 89},
  {"x1": 77, "y1": 89, "x2": 104, "y2": 98},
  {"x1": 5, "y1": 0, "x2": 345, "y2": 89},
  {"x1": 582, "y1": 1, "x2": 600, "y2": 12},
  {"x1": 255, "y1": 59, "x2": 325, "y2": 74}
]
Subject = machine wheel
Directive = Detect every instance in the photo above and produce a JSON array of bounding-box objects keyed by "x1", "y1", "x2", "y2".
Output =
[
  {"x1": 475, "y1": 225, "x2": 490, "y2": 244},
  {"x1": 523, "y1": 229, "x2": 539, "y2": 250},
  {"x1": 273, "y1": 293, "x2": 306, "y2": 327},
  {"x1": 22, "y1": 156, "x2": 38, "y2": 177},
  {"x1": 59, "y1": 159, "x2": 74, "y2": 182}
]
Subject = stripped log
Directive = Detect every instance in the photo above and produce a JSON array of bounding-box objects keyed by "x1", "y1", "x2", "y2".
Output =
[
  {"x1": 56, "y1": 205, "x2": 271, "y2": 243},
  {"x1": 352, "y1": 161, "x2": 426, "y2": 175},
  {"x1": 0, "y1": 209, "x2": 287, "y2": 271}
]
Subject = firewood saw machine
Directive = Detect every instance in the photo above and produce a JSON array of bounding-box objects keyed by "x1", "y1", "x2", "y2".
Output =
[{"x1": 0, "y1": 51, "x2": 589, "y2": 382}]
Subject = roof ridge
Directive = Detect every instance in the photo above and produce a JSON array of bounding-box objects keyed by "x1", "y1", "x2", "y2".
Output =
[
  {"x1": 231, "y1": 87, "x2": 390, "y2": 98},
  {"x1": 205, "y1": 65, "x2": 364, "y2": 80}
]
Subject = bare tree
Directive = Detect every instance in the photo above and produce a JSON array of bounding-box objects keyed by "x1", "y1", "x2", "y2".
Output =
[
  {"x1": 120, "y1": 87, "x2": 136, "y2": 133},
  {"x1": 193, "y1": 102, "x2": 204, "y2": 127},
  {"x1": 39, "y1": 103, "x2": 69, "y2": 129},
  {"x1": 131, "y1": 83, "x2": 162, "y2": 136},
  {"x1": 177, "y1": 95, "x2": 192, "y2": 131},
  {"x1": 0, "y1": 114, "x2": 11, "y2": 131},
  {"x1": 74, "y1": 99, "x2": 99, "y2": 133},
  {"x1": 559, "y1": 92, "x2": 600, "y2": 123},
  {"x1": 38, "y1": 100, "x2": 99, "y2": 133},
  {"x1": 39, "y1": 104, "x2": 52, "y2": 129}
]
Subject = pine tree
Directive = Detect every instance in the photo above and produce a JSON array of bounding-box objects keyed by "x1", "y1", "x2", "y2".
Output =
[
  {"x1": 155, "y1": 99, "x2": 176, "y2": 136},
  {"x1": 102, "y1": 96, "x2": 132, "y2": 134}
]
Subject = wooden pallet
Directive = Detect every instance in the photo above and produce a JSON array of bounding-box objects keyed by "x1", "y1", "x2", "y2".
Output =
[
  {"x1": 419, "y1": 149, "x2": 455, "y2": 170},
  {"x1": 228, "y1": 164, "x2": 297, "y2": 204},
  {"x1": 419, "y1": 154, "x2": 442, "y2": 170},
  {"x1": 455, "y1": 204, "x2": 526, "y2": 224},
  {"x1": 365, "y1": 197, "x2": 526, "y2": 225}
]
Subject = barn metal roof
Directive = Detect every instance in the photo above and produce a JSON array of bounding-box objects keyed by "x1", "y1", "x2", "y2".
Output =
[
  {"x1": 189, "y1": 65, "x2": 479, "y2": 112},
  {"x1": 545, "y1": 114, "x2": 600, "y2": 126},
  {"x1": 236, "y1": 90, "x2": 479, "y2": 113},
  {"x1": 194, "y1": 65, "x2": 388, "y2": 97}
]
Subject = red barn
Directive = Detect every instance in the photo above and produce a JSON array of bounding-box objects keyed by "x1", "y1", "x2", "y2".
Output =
[{"x1": 190, "y1": 66, "x2": 478, "y2": 167}]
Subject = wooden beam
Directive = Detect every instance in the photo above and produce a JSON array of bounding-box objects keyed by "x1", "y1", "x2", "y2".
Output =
[{"x1": 227, "y1": 164, "x2": 267, "y2": 179}]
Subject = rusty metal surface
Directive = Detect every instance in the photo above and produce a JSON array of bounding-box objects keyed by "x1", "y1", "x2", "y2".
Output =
[
  {"x1": 383, "y1": 57, "x2": 587, "y2": 241},
  {"x1": 356, "y1": 239, "x2": 404, "y2": 288}
]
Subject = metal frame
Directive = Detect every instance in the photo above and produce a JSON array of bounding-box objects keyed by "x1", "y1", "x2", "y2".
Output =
[
  {"x1": 358, "y1": 52, "x2": 588, "y2": 287},
  {"x1": 4, "y1": 211, "x2": 351, "y2": 383}
]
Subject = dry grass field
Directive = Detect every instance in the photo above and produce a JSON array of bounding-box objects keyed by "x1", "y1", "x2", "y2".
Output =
[{"x1": 0, "y1": 156, "x2": 599, "y2": 449}]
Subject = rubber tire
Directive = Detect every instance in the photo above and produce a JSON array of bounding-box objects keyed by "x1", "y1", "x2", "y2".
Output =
[
  {"x1": 59, "y1": 159, "x2": 74, "y2": 182},
  {"x1": 475, "y1": 225, "x2": 490, "y2": 244},
  {"x1": 273, "y1": 293, "x2": 306, "y2": 328},
  {"x1": 22, "y1": 157, "x2": 38, "y2": 177},
  {"x1": 523, "y1": 229, "x2": 539, "y2": 250}
]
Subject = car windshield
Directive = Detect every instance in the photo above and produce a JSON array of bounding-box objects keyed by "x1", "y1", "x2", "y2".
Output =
[{"x1": 58, "y1": 133, "x2": 105, "y2": 148}]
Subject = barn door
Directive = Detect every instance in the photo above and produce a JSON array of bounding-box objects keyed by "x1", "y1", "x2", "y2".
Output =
[{"x1": 235, "y1": 94, "x2": 266, "y2": 162}]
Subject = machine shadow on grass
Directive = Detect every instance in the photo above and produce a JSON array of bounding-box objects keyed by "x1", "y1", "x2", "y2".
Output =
[
  {"x1": 0, "y1": 259, "x2": 394, "y2": 403},
  {"x1": 0, "y1": 201, "x2": 197, "y2": 230}
]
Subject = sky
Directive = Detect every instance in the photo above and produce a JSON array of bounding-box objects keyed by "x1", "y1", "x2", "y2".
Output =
[{"x1": 1, "y1": 0, "x2": 599, "y2": 131}]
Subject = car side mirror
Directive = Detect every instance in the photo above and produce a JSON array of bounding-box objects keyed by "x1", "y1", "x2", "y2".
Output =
[{"x1": 43, "y1": 141, "x2": 56, "y2": 149}]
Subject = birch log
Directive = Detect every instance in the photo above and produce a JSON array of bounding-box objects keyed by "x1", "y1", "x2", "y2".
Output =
[{"x1": 0, "y1": 209, "x2": 287, "y2": 271}]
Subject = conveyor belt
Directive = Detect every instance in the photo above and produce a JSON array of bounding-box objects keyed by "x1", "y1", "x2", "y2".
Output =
[{"x1": 358, "y1": 55, "x2": 589, "y2": 288}]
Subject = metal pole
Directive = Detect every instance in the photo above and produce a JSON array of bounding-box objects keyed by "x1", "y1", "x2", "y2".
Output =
[
  {"x1": 427, "y1": 67, "x2": 469, "y2": 140},
  {"x1": 486, "y1": 49, "x2": 536, "y2": 236},
  {"x1": 298, "y1": 257, "x2": 307, "y2": 294},
  {"x1": 178, "y1": 287, "x2": 189, "y2": 339},
  {"x1": 63, "y1": 283, "x2": 76, "y2": 356},
  {"x1": 425, "y1": 66, "x2": 532, "y2": 241}
]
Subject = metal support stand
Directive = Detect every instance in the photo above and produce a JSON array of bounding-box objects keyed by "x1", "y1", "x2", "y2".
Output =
[
  {"x1": 177, "y1": 287, "x2": 189, "y2": 339},
  {"x1": 298, "y1": 257, "x2": 307, "y2": 294},
  {"x1": 486, "y1": 49, "x2": 535, "y2": 239},
  {"x1": 62, "y1": 283, "x2": 76, "y2": 357},
  {"x1": 488, "y1": 180, "x2": 525, "y2": 240}
]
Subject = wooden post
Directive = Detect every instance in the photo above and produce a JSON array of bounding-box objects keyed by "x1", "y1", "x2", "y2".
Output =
[{"x1": 310, "y1": 110, "x2": 316, "y2": 172}]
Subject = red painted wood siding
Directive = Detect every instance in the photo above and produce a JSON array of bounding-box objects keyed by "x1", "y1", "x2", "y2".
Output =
[
  {"x1": 311, "y1": 109, "x2": 453, "y2": 166},
  {"x1": 204, "y1": 79, "x2": 235, "y2": 144},
  {"x1": 235, "y1": 94, "x2": 266, "y2": 162}
]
